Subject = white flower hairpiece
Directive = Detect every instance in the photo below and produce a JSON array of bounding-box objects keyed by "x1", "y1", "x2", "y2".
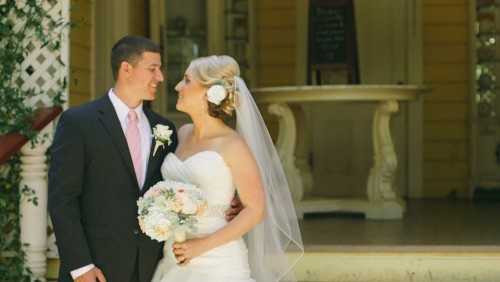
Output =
[{"x1": 206, "y1": 84, "x2": 227, "y2": 105}]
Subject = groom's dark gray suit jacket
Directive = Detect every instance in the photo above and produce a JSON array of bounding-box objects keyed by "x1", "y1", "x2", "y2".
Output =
[{"x1": 48, "y1": 95, "x2": 177, "y2": 282}]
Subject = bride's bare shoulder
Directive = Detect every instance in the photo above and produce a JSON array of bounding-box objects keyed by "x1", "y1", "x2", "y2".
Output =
[
  {"x1": 219, "y1": 131, "x2": 253, "y2": 162},
  {"x1": 220, "y1": 128, "x2": 245, "y2": 146}
]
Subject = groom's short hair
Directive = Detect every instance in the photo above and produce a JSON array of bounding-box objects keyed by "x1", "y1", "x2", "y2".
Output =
[{"x1": 110, "y1": 35, "x2": 161, "y2": 81}]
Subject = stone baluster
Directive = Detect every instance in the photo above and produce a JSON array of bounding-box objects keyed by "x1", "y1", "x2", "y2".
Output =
[
  {"x1": 19, "y1": 122, "x2": 55, "y2": 281},
  {"x1": 268, "y1": 102, "x2": 304, "y2": 202}
]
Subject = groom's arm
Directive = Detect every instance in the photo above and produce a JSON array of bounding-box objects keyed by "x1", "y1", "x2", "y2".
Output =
[
  {"x1": 73, "y1": 266, "x2": 106, "y2": 282},
  {"x1": 48, "y1": 111, "x2": 94, "y2": 273},
  {"x1": 71, "y1": 264, "x2": 95, "y2": 279}
]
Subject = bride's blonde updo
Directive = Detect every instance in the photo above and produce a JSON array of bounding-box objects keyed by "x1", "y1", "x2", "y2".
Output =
[{"x1": 188, "y1": 55, "x2": 240, "y2": 119}]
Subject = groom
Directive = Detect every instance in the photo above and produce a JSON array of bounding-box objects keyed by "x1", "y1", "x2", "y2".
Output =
[{"x1": 48, "y1": 36, "x2": 177, "y2": 282}]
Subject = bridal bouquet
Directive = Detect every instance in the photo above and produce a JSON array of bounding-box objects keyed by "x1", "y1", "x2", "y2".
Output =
[{"x1": 137, "y1": 180, "x2": 208, "y2": 242}]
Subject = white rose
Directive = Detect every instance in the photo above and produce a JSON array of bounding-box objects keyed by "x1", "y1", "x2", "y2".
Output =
[
  {"x1": 181, "y1": 198, "x2": 198, "y2": 215},
  {"x1": 207, "y1": 85, "x2": 227, "y2": 105},
  {"x1": 143, "y1": 212, "x2": 172, "y2": 241},
  {"x1": 174, "y1": 190, "x2": 196, "y2": 214}
]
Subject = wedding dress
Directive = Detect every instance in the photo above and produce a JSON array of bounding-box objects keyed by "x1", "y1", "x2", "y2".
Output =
[
  {"x1": 152, "y1": 75, "x2": 303, "y2": 282},
  {"x1": 151, "y1": 150, "x2": 255, "y2": 282}
]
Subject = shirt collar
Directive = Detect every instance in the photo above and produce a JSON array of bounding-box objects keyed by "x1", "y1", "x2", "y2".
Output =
[{"x1": 108, "y1": 88, "x2": 144, "y2": 124}]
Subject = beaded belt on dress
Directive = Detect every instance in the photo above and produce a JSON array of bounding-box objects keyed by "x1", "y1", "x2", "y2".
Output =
[{"x1": 202, "y1": 204, "x2": 230, "y2": 218}]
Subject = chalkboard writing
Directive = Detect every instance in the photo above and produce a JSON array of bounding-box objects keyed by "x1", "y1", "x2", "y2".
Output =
[
  {"x1": 307, "y1": 0, "x2": 359, "y2": 84},
  {"x1": 309, "y1": 5, "x2": 347, "y2": 64}
]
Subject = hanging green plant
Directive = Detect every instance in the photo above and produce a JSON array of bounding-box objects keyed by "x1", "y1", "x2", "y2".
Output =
[{"x1": 0, "y1": 155, "x2": 31, "y2": 282}]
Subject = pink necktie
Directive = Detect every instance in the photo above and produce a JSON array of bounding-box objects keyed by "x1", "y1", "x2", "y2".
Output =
[{"x1": 126, "y1": 110, "x2": 142, "y2": 188}]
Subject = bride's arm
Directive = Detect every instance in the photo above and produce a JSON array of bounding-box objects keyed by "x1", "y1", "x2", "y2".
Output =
[{"x1": 172, "y1": 135, "x2": 266, "y2": 264}]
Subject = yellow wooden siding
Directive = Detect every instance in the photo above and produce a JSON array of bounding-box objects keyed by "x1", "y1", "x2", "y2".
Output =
[
  {"x1": 424, "y1": 161, "x2": 469, "y2": 179},
  {"x1": 422, "y1": 1, "x2": 471, "y2": 198},
  {"x1": 424, "y1": 122, "x2": 468, "y2": 141},
  {"x1": 423, "y1": 0, "x2": 467, "y2": 5},
  {"x1": 425, "y1": 83, "x2": 469, "y2": 102},
  {"x1": 130, "y1": 0, "x2": 148, "y2": 36},
  {"x1": 424, "y1": 180, "x2": 469, "y2": 198},
  {"x1": 258, "y1": 10, "x2": 296, "y2": 27},
  {"x1": 425, "y1": 45, "x2": 468, "y2": 63},
  {"x1": 424, "y1": 102, "x2": 468, "y2": 121},
  {"x1": 423, "y1": 63, "x2": 469, "y2": 82},
  {"x1": 424, "y1": 26, "x2": 468, "y2": 43},
  {"x1": 69, "y1": 0, "x2": 92, "y2": 107},
  {"x1": 256, "y1": 0, "x2": 296, "y2": 87},
  {"x1": 423, "y1": 6, "x2": 468, "y2": 24},
  {"x1": 69, "y1": 68, "x2": 92, "y2": 96},
  {"x1": 259, "y1": 66, "x2": 296, "y2": 86},
  {"x1": 258, "y1": 0, "x2": 295, "y2": 9},
  {"x1": 258, "y1": 47, "x2": 296, "y2": 65},
  {"x1": 258, "y1": 29, "x2": 295, "y2": 47},
  {"x1": 424, "y1": 141, "x2": 469, "y2": 160},
  {"x1": 69, "y1": 91, "x2": 93, "y2": 107},
  {"x1": 71, "y1": 0, "x2": 92, "y2": 28},
  {"x1": 70, "y1": 22, "x2": 92, "y2": 48},
  {"x1": 71, "y1": 44, "x2": 91, "y2": 71}
]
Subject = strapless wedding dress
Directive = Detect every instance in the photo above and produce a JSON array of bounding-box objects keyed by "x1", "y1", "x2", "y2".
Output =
[{"x1": 150, "y1": 151, "x2": 255, "y2": 282}]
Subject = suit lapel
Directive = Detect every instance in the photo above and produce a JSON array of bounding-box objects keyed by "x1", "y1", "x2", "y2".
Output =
[
  {"x1": 142, "y1": 109, "x2": 163, "y2": 193},
  {"x1": 97, "y1": 96, "x2": 140, "y2": 192}
]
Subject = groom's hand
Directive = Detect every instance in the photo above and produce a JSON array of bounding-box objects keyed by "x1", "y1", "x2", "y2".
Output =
[
  {"x1": 75, "y1": 267, "x2": 106, "y2": 282},
  {"x1": 225, "y1": 197, "x2": 243, "y2": 221}
]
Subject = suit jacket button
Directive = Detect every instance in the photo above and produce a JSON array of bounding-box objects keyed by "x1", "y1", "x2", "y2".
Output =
[{"x1": 134, "y1": 228, "x2": 139, "y2": 235}]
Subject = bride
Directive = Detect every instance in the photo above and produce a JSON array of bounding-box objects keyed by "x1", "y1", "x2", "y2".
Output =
[{"x1": 151, "y1": 55, "x2": 303, "y2": 281}]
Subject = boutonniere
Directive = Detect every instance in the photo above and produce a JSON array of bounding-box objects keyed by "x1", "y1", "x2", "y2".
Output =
[{"x1": 152, "y1": 124, "x2": 173, "y2": 156}]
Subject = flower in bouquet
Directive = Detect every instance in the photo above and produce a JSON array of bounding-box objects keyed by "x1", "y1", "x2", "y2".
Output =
[
  {"x1": 152, "y1": 124, "x2": 173, "y2": 156},
  {"x1": 137, "y1": 179, "x2": 208, "y2": 242}
]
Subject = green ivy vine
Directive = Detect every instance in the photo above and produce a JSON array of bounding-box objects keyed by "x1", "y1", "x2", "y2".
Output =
[{"x1": 0, "y1": 0, "x2": 71, "y2": 280}]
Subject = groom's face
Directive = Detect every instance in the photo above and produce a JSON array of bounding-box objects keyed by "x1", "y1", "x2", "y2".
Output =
[{"x1": 127, "y1": 52, "x2": 164, "y2": 102}]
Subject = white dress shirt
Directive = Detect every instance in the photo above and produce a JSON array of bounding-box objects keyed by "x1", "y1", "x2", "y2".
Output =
[{"x1": 108, "y1": 88, "x2": 152, "y2": 188}]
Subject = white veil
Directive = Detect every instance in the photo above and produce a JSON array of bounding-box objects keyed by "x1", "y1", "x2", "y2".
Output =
[{"x1": 234, "y1": 76, "x2": 304, "y2": 281}]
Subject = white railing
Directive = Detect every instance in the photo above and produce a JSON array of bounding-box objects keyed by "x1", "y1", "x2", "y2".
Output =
[
  {"x1": 19, "y1": 120, "x2": 58, "y2": 281},
  {"x1": 0, "y1": 106, "x2": 62, "y2": 281}
]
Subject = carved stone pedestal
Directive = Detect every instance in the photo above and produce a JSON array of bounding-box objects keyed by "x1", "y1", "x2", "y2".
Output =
[{"x1": 253, "y1": 85, "x2": 428, "y2": 219}]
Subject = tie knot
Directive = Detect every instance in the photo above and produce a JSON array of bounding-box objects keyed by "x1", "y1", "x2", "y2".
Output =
[{"x1": 128, "y1": 110, "x2": 138, "y2": 122}]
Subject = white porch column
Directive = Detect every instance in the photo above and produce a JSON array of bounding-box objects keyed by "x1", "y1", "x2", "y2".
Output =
[{"x1": 19, "y1": 123, "x2": 55, "y2": 281}]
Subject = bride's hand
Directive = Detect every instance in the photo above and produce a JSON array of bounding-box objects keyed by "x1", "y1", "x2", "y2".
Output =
[{"x1": 172, "y1": 238, "x2": 209, "y2": 266}]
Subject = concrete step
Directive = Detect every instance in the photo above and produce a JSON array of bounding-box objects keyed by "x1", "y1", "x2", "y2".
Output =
[
  {"x1": 46, "y1": 246, "x2": 500, "y2": 281},
  {"x1": 289, "y1": 245, "x2": 500, "y2": 282}
]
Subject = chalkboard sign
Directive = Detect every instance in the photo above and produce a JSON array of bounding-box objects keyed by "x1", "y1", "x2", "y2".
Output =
[
  {"x1": 309, "y1": 4, "x2": 347, "y2": 64},
  {"x1": 308, "y1": 0, "x2": 359, "y2": 84}
]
